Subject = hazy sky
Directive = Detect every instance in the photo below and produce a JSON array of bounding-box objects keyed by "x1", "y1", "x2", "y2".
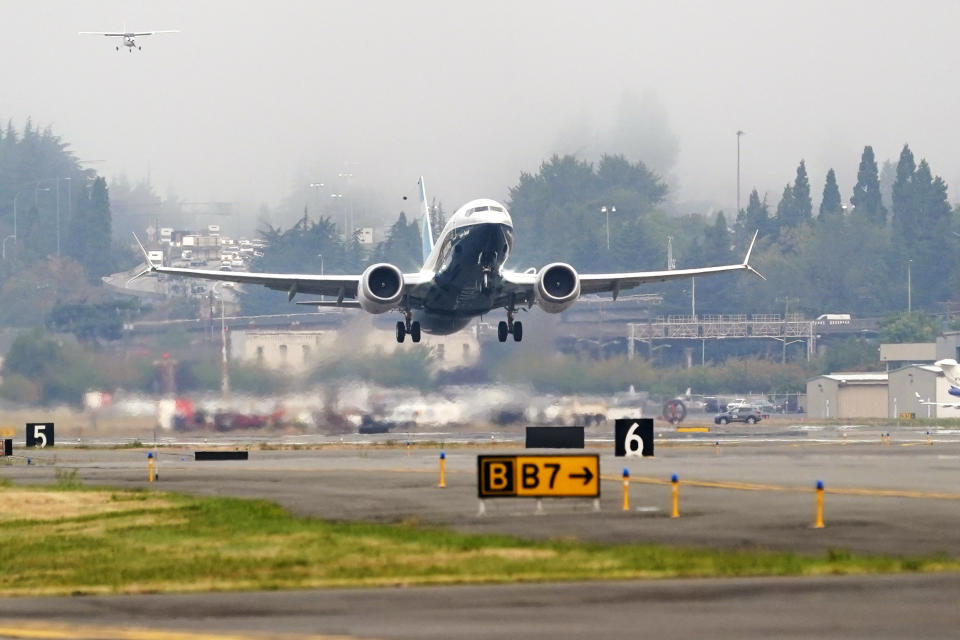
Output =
[{"x1": 4, "y1": 1, "x2": 959, "y2": 225}]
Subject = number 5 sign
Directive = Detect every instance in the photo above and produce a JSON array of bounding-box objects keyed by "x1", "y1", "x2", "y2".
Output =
[
  {"x1": 26, "y1": 423, "x2": 54, "y2": 448},
  {"x1": 615, "y1": 419, "x2": 653, "y2": 457}
]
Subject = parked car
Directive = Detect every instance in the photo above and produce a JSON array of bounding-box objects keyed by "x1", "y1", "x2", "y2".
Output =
[{"x1": 714, "y1": 407, "x2": 762, "y2": 425}]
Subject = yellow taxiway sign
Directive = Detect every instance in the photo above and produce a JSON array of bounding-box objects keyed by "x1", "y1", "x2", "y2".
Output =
[{"x1": 478, "y1": 454, "x2": 600, "y2": 498}]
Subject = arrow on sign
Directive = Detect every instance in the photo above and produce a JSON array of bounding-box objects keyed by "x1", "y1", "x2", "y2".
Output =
[{"x1": 569, "y1": 466, "x2": 594, "y2": 485}]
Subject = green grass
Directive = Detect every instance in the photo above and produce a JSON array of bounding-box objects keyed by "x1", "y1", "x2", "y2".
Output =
[{"x1": 0, "y1": 487, "x2": 956, "y2": 596}]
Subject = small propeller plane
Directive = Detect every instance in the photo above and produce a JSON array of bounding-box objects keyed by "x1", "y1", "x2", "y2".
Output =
[{"x1": 79, "y1": 27, "x2": 180, "y2": 52}]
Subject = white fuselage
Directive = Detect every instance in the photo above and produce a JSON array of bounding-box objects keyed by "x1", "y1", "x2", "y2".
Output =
[{"x1": 413, "y1": 199, "x2": 515, "y2": 334}]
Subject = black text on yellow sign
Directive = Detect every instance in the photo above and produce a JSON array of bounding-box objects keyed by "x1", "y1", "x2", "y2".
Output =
[{"x1": 477, "y1": 455, "x2": 600, "y2": 498}]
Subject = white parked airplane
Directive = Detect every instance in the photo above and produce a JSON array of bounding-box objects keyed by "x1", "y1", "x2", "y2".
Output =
[
  {"x1": 79, "y1": 28, "x2": 179, "y2": 52},
  {"x1": 915, "y1": 359, "x2": 960, "y2": 408},
  {"x1": 135, "y1": 178, "x2": 764, "y2": 343}
]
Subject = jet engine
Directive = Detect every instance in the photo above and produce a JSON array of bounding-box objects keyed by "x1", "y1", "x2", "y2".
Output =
[
  {"x1": 358, "y1": 263, "x2": 404, "y2": 314},
  {"x1": 535, "y1": 263, "x2": 581, "y2": 313}
]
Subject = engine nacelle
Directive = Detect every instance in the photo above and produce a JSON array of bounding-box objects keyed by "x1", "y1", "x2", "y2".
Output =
[
  {"x1": 358, "y1": 263, "x2": 404, "y2": 314},
  {"x1": 535, "y1": 262, "x2": 580, "y2": 313}
]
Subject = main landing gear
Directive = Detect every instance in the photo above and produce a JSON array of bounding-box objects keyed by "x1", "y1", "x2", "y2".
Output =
[
  {"x1": 395, "y1": 310, "x2": 421, "y2": 344},
  {"x1": 497, "y1": 309, "x2": 522, "y2": 343}
]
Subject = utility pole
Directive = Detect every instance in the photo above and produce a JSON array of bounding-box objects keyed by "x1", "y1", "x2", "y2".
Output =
[{"x1": 776, "y1": 296, "x2": 799, "y2": 363}]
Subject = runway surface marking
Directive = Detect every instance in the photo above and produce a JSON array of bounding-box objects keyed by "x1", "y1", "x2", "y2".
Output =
[{"x1": 0, "y1": 620, "x2": 372, "y2": 640}]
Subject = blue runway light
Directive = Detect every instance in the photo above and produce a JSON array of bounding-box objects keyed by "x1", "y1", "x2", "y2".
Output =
[
  {"x1": 440, "y1": 451, "x2": 445, "y2": 460},
  {"x1": 816, "y1": 480, "x2": 824, "y2": 490},
  {"x1": 671, "y1": 473, "x2": 678, "y2": 483},
  {"x1": 622, "y1": 468, "x2": 629, "y2": 478},
  {"x1": 147, "y1": 452, "x2": 153, "y2": 459}
]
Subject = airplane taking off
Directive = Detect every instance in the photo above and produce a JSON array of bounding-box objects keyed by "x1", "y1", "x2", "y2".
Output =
[
  {"x1": 79, "y1": 28, "x2": 179, "y2": 52},
  {"x1": 135, "y1": 178, "x2": 764, "y2": 343}
]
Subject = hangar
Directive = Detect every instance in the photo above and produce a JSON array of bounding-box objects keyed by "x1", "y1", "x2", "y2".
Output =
[
  {"x1": 887, "y1": 364, "x2": 960, "y2": 419},
  {"x1": 806, "y1": 373, "x2": 888, "y2": 419}
]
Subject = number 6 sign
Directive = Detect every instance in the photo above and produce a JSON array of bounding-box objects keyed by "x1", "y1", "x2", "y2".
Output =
[
  {"x1": 26, "y1": 423, "x2": 54, "y2": 448},
  {"x1": 615, "y1": 419, "x2": 653, "y2": 457}
]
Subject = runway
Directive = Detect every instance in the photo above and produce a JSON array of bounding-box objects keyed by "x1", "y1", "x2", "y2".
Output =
[
  {"x1": 1, "y1": 423, "x2": 958, "y2": 638},
  {"x1": 0, "y1": 574, "x2": 957, "y2": 639}
]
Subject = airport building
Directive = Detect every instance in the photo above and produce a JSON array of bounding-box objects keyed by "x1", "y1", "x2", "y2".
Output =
[
  {"x1": 887, "y1": 364, "x2": 960, "y2": 419},
  {"x1": 806, "y1": 372, "x2": 888, "y2": 419},
  {"x1": 231, "y1": 324, "x2": 481, "y2": 371},
  {"x1": 879, "y1": 343, "x2": 937, "y2": 369}
]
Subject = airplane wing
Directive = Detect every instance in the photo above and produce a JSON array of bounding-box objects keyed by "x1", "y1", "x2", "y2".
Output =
[
  {"x1": 79, "y1": 32, "x2": 127, "y2": 37},
  {"x1": 149, "y1": 265, "x2": 363, "y2": 300},
  {"x1": 130, "y1": 30, "x2": 180, "y2": 36},
  {"x1": 501, "y1": 231, "x2": 764, "y2": 302},
  {"x1": 914, "y1": 392, "x2": 960, "y2": 408},
  {"x1": 132, "y1": 234, "x2": 429, "y2": 304}
]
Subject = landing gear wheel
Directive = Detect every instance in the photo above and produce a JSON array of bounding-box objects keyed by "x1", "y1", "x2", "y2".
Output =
[
  {"x1": 512, "y1": 321, "x2": 523, "y2": 342},
  {"x1": 396, "y1": 321, "x2": 406, "y2": 343},
  {"x1": 497, "y1": 321, "x2": 508, "y2": 342},
  {"x1": 411, "y1": 321, "x2": 421, "y2": 343}
]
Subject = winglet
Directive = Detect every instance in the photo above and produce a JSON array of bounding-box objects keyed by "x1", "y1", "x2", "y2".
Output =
[
  {"x1": 419, "y1": 176, "x2": 433, "y2": 263},
  {"x1": 127, "y1": 233, "x2": 157, "y2": 284},
  {"x1": 742, "y1": 230, "x2": 766, "y2": 281},
  {"x1": 132, "y1": 232, "x2": 155, "y2": 268}
]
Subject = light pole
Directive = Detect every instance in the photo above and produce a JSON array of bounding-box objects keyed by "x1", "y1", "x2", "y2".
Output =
[
  {"x1": 329, "y1": 193, "x2": 344, "y2": 236},
  {"x1": 907, "y1": 259, "x2": 912, "y2": 312},
  {"x1": 736, "y1": 130, "x2": 745, "y2": 214},
  {"x1": 63, "y1": 176, "x2": 71, "y2": 257},
  {"x1": 211, "y1": 283, "x2": 230, "y2": 397},
  {"x1": 6, "y1": 186, "x2": 46, "y2": 260},
  {"x1": 600, "y1": 205, "x2": 616, "y2": 250},
  {"x1": 309, "y1": 182, "x2": 324, "y2": 213},
  {"x1": 775, "y1": 296, "x2": 800, "y2": 362}
]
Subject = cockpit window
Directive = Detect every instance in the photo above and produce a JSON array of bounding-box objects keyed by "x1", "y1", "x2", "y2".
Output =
[{"x1": 464, "y1": 204, "x2": 505, "y2": 217}]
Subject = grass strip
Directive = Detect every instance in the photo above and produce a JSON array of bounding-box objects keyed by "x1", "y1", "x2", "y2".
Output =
[{"x1": 0, "y1": 486, "x2": 956, "y2": 596}]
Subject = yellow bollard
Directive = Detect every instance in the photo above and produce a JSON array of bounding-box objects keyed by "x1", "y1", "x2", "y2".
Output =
[
  {"x1": 813, "y1": 480, "x2": 825, "y2": 528},
  {"x1": 670, "y1": 474, "x2": 679, "y2": 518},
  {"x1": 886, "y1": 432, "x2": 892, "y2": 446},
  {"x1": 147, "y1": 452, "x2": 154, "y2": 483},
  {"x1": 622, "y1": 468, "x2": 630, "y2": 511},
  {"x1": 406, "y1": 441, "x2": 411, "y2": 456},
  {"x1": 926, "y1": 431, "x2": 932, "y2": 445},
  {"x1": 714, "y1": 440, "x2": 720, "y2": 456},
  {"x1": 438, "y1": 451, "x2": 446, "y2": 488}
]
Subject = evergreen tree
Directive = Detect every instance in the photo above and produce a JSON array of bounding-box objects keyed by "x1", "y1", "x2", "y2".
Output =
[
  {"x1": 740, "y1": 189, "x2": 770, "y2": 238},
  {"x1": 850, "y1": 145, "x2": 886, "y2": 224},
  {"x1": 428, "y1": 198, "x2": 446, "y2": 243},
  {"x1": 373, "y1": 212, "x2": 422, "y2": 271},
  {"x1": 84, "y1": 177, "x2": 113, "y2": 279},
  {"x1": 910, "y1": 160, "x2": 952, "y2": 306},
  {"x1": 66, "y1": 177, "x2": 112, "y2": 280},
  {"x1": 891, "y1": 144, "x2": 917, "y2": 243},
  {"x1": 774, "y1": 183, "x2": 794, "y2": 231},
  {"x1": 790, "y1": 160, "x2": 813, "y2": 224},
  {"x1": 818, "y1": 169, "x2": 842, "y2": 222}
]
